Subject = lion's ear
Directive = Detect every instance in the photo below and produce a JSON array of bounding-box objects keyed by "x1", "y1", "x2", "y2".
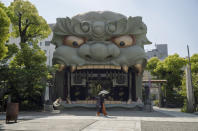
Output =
[
  {"x1": 53, "y1": 17, "x2": 72, "y2": 35},
  {"x1": 127, "y1": 16, "x2": 147, "y2": 35},
  {"x1": 127, "y1": 16, "x2": 151, "y2": 46},
  {"x1": 51, "y1": 17, "x2": 73, "y2": 46}
]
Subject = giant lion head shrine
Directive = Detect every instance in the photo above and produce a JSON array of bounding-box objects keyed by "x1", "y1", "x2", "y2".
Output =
[{"x1": 50, "y1": 11, "x2": 151, "y2": 109}]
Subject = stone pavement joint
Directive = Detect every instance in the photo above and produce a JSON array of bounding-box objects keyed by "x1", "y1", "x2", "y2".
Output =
[
  {"x1": 80, "y1": 120, "x2": 98, "y2": 131},
  {"x1": 82, "y1": 120, "x2": 141, "y2": 131}
]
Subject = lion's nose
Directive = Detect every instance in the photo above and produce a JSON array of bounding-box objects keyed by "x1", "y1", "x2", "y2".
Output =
[
  {"x1": 90, "y1": 43, "x2": 120, "y2": 61},
  {"x1": 78, "y1": 43, "x2": 120, "y2": 61},
  {"x1": 90, "y1": 43, "x2": 107, "y2": 61}
]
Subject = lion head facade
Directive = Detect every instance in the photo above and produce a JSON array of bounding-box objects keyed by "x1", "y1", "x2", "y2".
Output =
[{"x1": 52, "y1": 11, "x2": 151, "y2": 102}]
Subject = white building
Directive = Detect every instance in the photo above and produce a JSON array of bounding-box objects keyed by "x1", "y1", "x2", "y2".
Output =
[
  {"x1": 146, "y1": 44, "x2": 168, "y2": 60},
  {"x1": 38, "y1": 31, "x2": 55, "y2": 66},
  {"x1": 38, "y1": 24, "x2": 55, "y2": 66}
]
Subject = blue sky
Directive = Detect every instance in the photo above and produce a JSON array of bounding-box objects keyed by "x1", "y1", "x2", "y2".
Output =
[{"x1": 2, "y1": 0, "x2": 198, "y2": 57}]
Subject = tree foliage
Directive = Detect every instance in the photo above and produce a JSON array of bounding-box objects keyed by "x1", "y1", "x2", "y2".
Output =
[
  {"x1": 146, "y1": 57, "x2": 160, "y2": 76},
  {"x1": 8, "y1": 0, "x2": 51, "y2": 44},
  {"x1": 0, "y1": 43, "x2": 48, "y2": 110},
  {"x1": 10, "y1": 43, "x2": 46, "y2": 68},
  {"x1": 191, "y1": 54, "x2": 198, "y2": 105},
  {"x1": 0, "y1": 0, "x2": 51, "y2": 110},
  {"x1": 0, "y1": 44, "x2": 19, "y2": 64},
  {"x1": 191, "y1": 54, "x2": 198, "y2": 73},
  {"x1": 3, "y1": 43, "x2": 48, "y2": 110},
  {"x1": 0, "y1": 2, "x2": 10, "y2": 60},
  {"x1": 146, "y1": 54, "x2": 187, "y2": 107},
  {"x1": 180, "y1": 54, "x2": 198, "y2": 111},
  {"x1": 156, "y1": 54, "x2": 186, "y2": 87}
]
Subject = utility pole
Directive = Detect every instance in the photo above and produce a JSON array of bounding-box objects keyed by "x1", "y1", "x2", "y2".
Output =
[{"x1": 186, "y1": 45, "x2": 195, "y2": 112}]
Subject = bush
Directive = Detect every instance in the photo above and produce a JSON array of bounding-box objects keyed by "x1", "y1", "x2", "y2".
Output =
[
  {"x1": 181, "y1": 99, "x2": 187, "y2": 112},
  {"x1": 151, "y1": 94, "x2": 156, "y2": 100},
  {"x1": 154, "y1": 100, "x2": 159, "y2": 106},
  {"x1": 20, "y1": 100, "x2": 42, "y2": 111}
]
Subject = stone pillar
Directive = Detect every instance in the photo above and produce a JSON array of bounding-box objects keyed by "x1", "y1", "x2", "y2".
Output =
[
  {"x1": 44, "y1": 83, "x2": 54, "y2": 111},
  {"x1": 136, "y1": 73, "x2": 143, "y2": 100},
  {"x1": 144, "y1": 84, "x2": 153, "y2": 112},
  {"x1": 158, "y1": 84, "x2": 162, "y2": 107},
  {"x1": 127, "y1": 71, "x2": 132, "y2": 104},
  {"x1": 54, "y1": 70, "x2": 65, "y2": 100},
  {"x1": 67, "y1": 70, "x2": 71, "y2": 100},
  {"x1": 44, "y1": 84, "x2": 50, "y2": 102},
  {"x1": 186, "y1": 65, "x2": 195, "y2": 113}
]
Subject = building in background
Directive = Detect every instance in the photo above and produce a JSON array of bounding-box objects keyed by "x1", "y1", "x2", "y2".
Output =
[
  {"x1": 146, "y1": 44, "x2": 168, "y2": 60},
  {"x1": 38, "y1": 31, "x2": 55, "y2": 66},
  {"x1": 39, "y1": 24, "x2": 55, "y2": 66}
]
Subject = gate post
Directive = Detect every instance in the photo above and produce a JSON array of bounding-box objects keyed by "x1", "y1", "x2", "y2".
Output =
[{"x1": 127, "y1": 70, "x2": 132, "y2": 104}]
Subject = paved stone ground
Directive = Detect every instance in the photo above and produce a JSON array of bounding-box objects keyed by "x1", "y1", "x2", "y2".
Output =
[
  {"x1": 141, "y1": 121, "x2": 198, "y2": 131},
  {"x1": 82, "y1": 120, "x2": 141, "y2": 131},
  {"x1": 0, "y1": 107, "x2": 198, "y2": 131},
  {"x1": 0, "y1": 119, "x2": 96, "y2": 131}
]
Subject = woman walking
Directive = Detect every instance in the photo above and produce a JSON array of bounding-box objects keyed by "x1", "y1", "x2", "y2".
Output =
[{"x1": 96, "y1": 90, "x2": 108, "y2": 116}]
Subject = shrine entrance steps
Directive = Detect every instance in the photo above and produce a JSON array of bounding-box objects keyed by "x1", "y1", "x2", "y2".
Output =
[{"x1": 57, "y1": 100, "x2": 144, "y2": 111}]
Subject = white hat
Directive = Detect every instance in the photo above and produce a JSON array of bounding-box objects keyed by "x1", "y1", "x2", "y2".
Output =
[{"x1": 98, "y1": 90, "x2": 109, "y2": 95}]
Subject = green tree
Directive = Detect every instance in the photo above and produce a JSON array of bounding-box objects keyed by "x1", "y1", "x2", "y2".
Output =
[
  {"x1": 0, "y1": 44, "x2": 19, "y2": 64},
  {"x1": 8, "y1": 0, "x2": 51, "y2": 44},
  {"x1": 180, "y1": 54, "x2": 198, "y2": 111},
  {"x1": 146, "y1": 54, "x2": 187, "y2": 107},
  {"x1": 191, "y1": 54, "x2": 198, "y2": 106},
  {"x1": 155, "y1": 54, "x2": 186, "y2": 86},
  {"x1": 146, "y1": 57, "x2": 160, "y2": 76},
  {"x1": 0, "y1": 0, "x2": 51, "y2": 110},
  {"x1": 0, "y1": 43, "x2": 19, "y2": 106},
  {"x1": 6, "y1": 43, "x2": 48, "y2": 109},
  {"x1": 191, "y1": 54, "x2": 198, "y2": 73},
  {"x1": 0, "y1": 2, "x2": 10, "y2": 60}
]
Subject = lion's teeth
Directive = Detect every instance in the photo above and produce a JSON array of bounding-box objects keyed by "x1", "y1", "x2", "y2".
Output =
[
  {"x1": 70, "y1": 65, "x2": 77, "y2": 72},
  {"x1": 134, "y1": 64, "x2": 143, "y2": 75},
  {"x1": 122, "y1": 65, "x2": 128, "y2": 73},
  {"x1": 59, "y1": 64, "x2": 66, "y2": 71},
  {"x1": 76, "y1": 65, "x2": 121, "y2": 70}
]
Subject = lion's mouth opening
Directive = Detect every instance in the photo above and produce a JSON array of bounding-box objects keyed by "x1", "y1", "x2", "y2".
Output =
[
  {"x1": 71, "y1": 65, "x2": 127, "y2": 73},
  {"x1": 59, "y1": 64, "x2": 143, "y2": 75}
]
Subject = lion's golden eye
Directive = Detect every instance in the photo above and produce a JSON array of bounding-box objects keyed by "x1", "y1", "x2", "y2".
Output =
[
  {"x1": 63, "y1": 36, "x2": 85, "y2": 48},
  {"x1": 112, "y1": 35, "x2": 135, "y2": 48}
]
